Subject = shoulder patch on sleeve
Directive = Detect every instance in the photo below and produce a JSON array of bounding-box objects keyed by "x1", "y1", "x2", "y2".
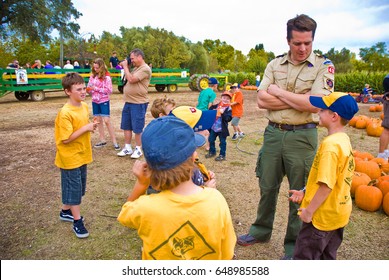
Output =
[{"x1": 276, "y1": 53, "x2": 286, "y2": 58}]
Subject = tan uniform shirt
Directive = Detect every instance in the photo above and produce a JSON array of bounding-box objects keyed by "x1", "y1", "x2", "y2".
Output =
[
  {"x1": 123, "y1": 63, "x2": 152, "y2": 104},
  {"x1": 258, "y1": 51, "x2": 335, "y2": 125}
]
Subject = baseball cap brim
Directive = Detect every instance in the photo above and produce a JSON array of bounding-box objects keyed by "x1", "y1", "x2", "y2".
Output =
[{"x1": 194, "y1": 133, "x2": 206, "y2": 147}]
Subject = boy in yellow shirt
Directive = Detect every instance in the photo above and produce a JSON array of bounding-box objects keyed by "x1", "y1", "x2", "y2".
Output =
[
  {"x1": 118, "y1": 116, "x2": 236, "y2": 259},
  {"x1": 289, "y1": 92, "x2": 359, "y2": 259},
  {"x1": 55, "y1": 72, "x2": 98, "y2": 238}
]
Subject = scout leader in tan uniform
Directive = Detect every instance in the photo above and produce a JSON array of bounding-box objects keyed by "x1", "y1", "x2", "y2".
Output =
[
  {"x1": 117, "y1": 48, "x2": 152, "y2": 159},
  {"x1": 237, "y1": 14, "x2": 335, "y2": 260}
]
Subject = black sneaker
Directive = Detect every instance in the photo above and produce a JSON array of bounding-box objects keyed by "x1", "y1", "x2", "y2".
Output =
[
  {"x1": 215, "y1": 155, "x2": 226, "y2": 161},
  {"x1": 59, "y1": 209, "x2": 84, "y2": 222},
  {"x1": 205, "y1": 153, "x2": 216, "y2": 159},
  {"x1": 113, "y1": 143, "x2": 121, "y2": 151},
  {"x1": 231, "y1": 133, "x2": 239, "y2": 141},
  {"x1": 94, "y1": 142, "x2": 107, "y2": 148},
  {"x1": 73, "y1": 219, "x2": 89, "y2": 238}
]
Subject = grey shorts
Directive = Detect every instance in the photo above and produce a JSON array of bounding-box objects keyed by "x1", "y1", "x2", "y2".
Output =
[{"x1": 231, "y1": 117, "x2": 241, "y2": 126}]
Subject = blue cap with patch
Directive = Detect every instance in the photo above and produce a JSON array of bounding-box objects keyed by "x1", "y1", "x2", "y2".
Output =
[{"x1": 309, "y1": 92, "x2": 359, "y2": 120}]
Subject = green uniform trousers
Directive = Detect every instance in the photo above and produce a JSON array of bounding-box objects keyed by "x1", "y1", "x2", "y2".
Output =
[{"x1": 250, "y1": 124, "x2": 318, "y2": 257}]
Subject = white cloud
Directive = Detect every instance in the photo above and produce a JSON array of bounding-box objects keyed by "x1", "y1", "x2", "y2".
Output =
[{"x1": 72, "y1": 0, "x2": 389, "y2": 56}]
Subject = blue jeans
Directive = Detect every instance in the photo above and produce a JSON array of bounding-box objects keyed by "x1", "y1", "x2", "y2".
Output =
[{"x1": 209, "y1": 130, "x2": 227, "y2": 157}]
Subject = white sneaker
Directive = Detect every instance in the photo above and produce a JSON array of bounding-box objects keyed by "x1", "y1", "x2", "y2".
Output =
[
  {"x1": 117, "y1": 148, "x2": 133, "y2": 157},
  {"x1": 239, "y1": 132, "x2": 246, "y2": 138},
  {"x1": 131, "y1": 147, "x2": 143, "y2": 159}
]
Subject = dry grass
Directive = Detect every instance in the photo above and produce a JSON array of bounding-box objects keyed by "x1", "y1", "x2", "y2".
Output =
[{"x1": 0, "y1": 88, "x2": 388, "y2": 260}]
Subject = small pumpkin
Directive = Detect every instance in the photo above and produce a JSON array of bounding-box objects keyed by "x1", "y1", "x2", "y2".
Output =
[
  {"x1": 351, "y1": 172, "x2": 371, "y2": 198},
  {"x1": 355, "y1": 185, "x2": 383, "y2": 212},
  {"x1": 376, "y1": 180, "x2": 389, "y2": 197}
]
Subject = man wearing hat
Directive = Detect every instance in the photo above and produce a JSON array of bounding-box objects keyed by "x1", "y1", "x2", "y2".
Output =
[
  {"x1": 230, "y1": 83, "x2": 245, "y2": 140},
  {"x1": 288, "y1": 92, "x2": 358, "y2": 259}
]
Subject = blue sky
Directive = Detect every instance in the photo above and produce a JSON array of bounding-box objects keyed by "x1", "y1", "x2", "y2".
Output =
[{"x1": 72, "y1": 0, "x2": 389, "y2": 57}]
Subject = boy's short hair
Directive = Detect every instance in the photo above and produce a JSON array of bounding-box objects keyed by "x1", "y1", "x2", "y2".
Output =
[
  {"x1": 309, "y1": 92, "x2": 359, "y2": 120},
  {"x1": 150, "y1": 97, "x2": 176, "y2": 118},
  {"x1": 142, "y1": 116, "x2": 196, "y2": 171},
  {"x1": 61, "y1": 72, "x2": 85, "y2": 91}
]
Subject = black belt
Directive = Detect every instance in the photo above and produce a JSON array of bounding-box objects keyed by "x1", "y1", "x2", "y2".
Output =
[{"x1": 268, "y1": 121, "x2": 317, "y2": 131}]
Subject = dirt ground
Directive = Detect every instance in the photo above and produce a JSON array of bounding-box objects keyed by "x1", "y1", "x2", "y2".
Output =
[{"x1": 0, "y1": 87, "x2": 388, "y2": 260}]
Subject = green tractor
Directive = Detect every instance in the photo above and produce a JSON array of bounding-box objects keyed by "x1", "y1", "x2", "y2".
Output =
[{"x1": 189, "y1": 73, "x2": 231, "y2": 92}]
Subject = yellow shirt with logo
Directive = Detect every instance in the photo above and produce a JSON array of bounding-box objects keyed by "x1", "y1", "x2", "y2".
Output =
[
  {"x1": 118, "y1": 187, "x2": 236, "y2": 260},
  {"x1": 258, "y1": 51, "x2": 335, "y2": 124},
  {"x1": 300, "y1": 132, "x2": 354, "y2": 231},
  {"x1": 54, "y1": 102, "x2": 92, "y2": 169}
]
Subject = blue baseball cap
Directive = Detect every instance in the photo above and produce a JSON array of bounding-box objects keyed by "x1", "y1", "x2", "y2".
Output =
[
  {"x1": 142, "y1": 116, "x2": 197, "y2": 171},
  {"x1": 309, "y1": 92, "x2": 359, "y2": 120},
  {"x1": 208, "y1": 77, "x2": 218, "y2": 85}
]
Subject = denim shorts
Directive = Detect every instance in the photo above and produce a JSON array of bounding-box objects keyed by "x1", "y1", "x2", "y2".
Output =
[
  {"x1": 92, "y1": 101, "x2": 110, "y2": 117},
  {"x1": 231, "y1": 117, "x2": 241, "y2": 126},
  {"x1": 120, "y1": 102, "x2": 148, "y2": 133},
  {"x1": 61, "y1": 165, "x2": 87, "y2": 205}
]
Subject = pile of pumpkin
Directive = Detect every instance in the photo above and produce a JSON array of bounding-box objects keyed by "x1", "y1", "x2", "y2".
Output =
[
  {"x1": 240, "y1": 85, "x2": 257, "y2": 90},
  {"x1": 352, "y1": 150, "x2": 389, "y2": 215},
  {"x1": 349, "y1": 107, "x2": 384, "y2": 137}
]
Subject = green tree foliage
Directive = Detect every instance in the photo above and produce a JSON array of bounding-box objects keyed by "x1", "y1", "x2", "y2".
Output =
[
  {"x1": 325, "y1": 47, "x2": 355, "y2": 73},
  {"x1": 0, "y1": 0, "x2": 82, "y2": 42},
  {"x1": 357, "y1": 42, "x2": 389, "y2": 72},
  {"x1": 1, "y1": 17, "x2": 388, "y2": 83},
  {"x1": 246, "y1": 48, "x2": 272, "y2": 75}
]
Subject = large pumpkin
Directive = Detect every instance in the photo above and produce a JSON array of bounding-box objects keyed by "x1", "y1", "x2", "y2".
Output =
[
  {"x1": 355, "y1": 185, "x2": 383, "y2": 212},
  {"x1": 355, "y1": 160, "x2": 381, "y2": 179},
  {"x1": 351, "y1": 172, "x2": 371, "y2": 198},
  {"x1": 366, "y1": 121, "x2": 383, "y2": 137},
  {"x1": 382, "y1": 193, "x2": 389, "y2": 216}
]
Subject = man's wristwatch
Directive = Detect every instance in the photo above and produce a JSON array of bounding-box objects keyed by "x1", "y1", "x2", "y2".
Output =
[{"x1": 301, "y1": 186, "x2": 306, "y2": 193}]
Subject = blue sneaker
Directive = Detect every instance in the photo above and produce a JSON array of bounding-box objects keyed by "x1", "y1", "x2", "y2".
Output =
[{"x1": 73, "y1": 219, "x2": 89, "y2": 239}]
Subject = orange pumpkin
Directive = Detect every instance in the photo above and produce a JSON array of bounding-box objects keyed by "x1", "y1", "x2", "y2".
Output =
[
  {"x1": 370, "y1": 157, "x2": 387, "y2": 166},
  {"x1": 375, "y1": 104, "x2": 383, "y2": 112},
  {"x1": 382, "y1": 193, "x2": 389, "y2": 216},
  {"x1": 355, "y1": 160, "x2": 381, "y2": 179},
  {"x1": 376, "y1": 180, "x2": 389, "y2": 197},
  {"x1": 369, "y1": 105, "x2": 376, "y2": 112},
  {"x1": 349, "y1": 116, "x2": 358, "y2": 127},
  {"x1": 355, "y1": 117, "x2": 368, "y2": 129},
  {"x1": 366, "y1": 121, "x2": 383, "y2": 137},
  {"x1": 354, "y1": 151, "x2": 374, "y2": 161},
  {"x1": 355, "y1": 185, "x2": 383, "y2": 212},
  {"x1": 380, "y1": 162, "x2": 389, "y2": 173},
  {"x1": 351, "y1": 172, "x2": 371, "y2": 198}
]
